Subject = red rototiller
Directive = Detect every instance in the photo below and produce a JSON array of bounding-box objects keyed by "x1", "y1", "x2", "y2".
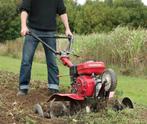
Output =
[{"x1": 29, "y1": 32, "x2": 133, "y2": 118}]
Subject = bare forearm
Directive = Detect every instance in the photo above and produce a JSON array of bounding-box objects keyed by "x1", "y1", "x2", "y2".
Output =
[
  {"x1": 60, "y1": 13, "x2": 72, "y2": 36},
  {"x1": 60, "y1": 13, "x2": 70, "y2": 30},
  {"x1": 21, "y1": 11, "x2": 28, "y2": 28},
  {"x1": 20, "y1": 11, "x2": 29, "y2": 36}
]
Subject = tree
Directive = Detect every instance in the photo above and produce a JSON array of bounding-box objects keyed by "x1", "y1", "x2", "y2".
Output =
[
  {"x1": 0, "y1": 0, "x2": 20, "y2": 42},
  {"x1": 113, "y1": 0, "x2": 143, "y2": 8},
  {"x1": 105, "y1": 0, "x2": 113, "y2": 6}
]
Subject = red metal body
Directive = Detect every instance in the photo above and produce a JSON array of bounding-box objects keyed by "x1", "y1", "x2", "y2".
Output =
[
  {"x1": 74, "y1": 76, "x2": 95, "y2": 97},
  {"x1": 50, "y1": 56, "x2": 107, "y2": 101},
  {"x1": 77, "y1": 61, "x2": 105, "y2": 75},
  {"x1": 49, "y1": 93, "x2": 84, "y2": 101},
  {"x1": 60, "y1": 56, "x2": 73, "y2": 67}
]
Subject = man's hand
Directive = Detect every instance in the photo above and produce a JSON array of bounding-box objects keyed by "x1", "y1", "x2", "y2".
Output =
[
  {"x1": 65, "y1": 29, "x2": 73, "y2": 37},
  {"x1": 60, "y1": 14, "x2": 73, "y2": 38},
  {"x1": 20, "y1": 26, "x2": 29, "y2": 36}
]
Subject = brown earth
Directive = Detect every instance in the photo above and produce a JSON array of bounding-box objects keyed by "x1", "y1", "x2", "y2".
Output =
[
  {"x1": 0, "y1": 71, "x2": 69, "y2": 124},
  {"x1": 0, "y1": 70, "x2": 147, "y2": 124}
]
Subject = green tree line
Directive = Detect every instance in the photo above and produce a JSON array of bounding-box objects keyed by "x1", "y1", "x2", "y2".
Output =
[{"x1": 0, "y1": 0, "x2": 147, "y2": 42}]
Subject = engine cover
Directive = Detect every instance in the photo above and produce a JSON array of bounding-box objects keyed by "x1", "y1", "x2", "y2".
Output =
[
  {"x1": 77, "y1": 61, "x2": 105, "y2": 75},
  {"x1": 73, "y1": 76, "x2": 95, "y2": 97}
]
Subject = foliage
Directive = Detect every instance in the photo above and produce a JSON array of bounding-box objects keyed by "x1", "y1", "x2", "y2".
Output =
[
  {"x1": 0, "y1": 0, "x2": 20, "y2": 42},
  {"x1": 63, "y1": 0, "x2": 147, "y2": 34},
  {"x1": 73, "y1": 27, "x2": 147, "y2": 76},
  {"x1": 1, "y1": 0, "x2": 147, "y2": 41},
  {"x1": 113, "y1": 0, "x2": 143, "y2": 8},
  {"x1": 66, "y1": 108, "x2": 146, "y2": 124},
  {"x1": 0, "y1": 27, "x2": 147, "y2": 76}
]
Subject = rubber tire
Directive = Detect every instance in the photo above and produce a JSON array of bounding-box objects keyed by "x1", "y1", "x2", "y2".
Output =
[{"x1": 102, "y1": 68, "x2": 117, "y2": 92}]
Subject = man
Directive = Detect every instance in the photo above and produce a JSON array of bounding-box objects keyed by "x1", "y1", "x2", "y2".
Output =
[{"x1": 17, "y1": 0, "x2": 72, "y2": 95}]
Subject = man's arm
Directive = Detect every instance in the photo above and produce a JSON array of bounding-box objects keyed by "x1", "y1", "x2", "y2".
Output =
[
  {"x1": 19, "y1": 0, "x2": 31, "y2": 36},
  {"x1": 20, "y1": 11, "x2": 29, "y2": 36},
  {"x1": 60, "y1": 13, "x2": 73, "y2": 37}
]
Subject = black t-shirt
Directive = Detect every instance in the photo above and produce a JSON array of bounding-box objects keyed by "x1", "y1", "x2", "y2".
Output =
[{"x1": 20, "y1": 0, "x2": 66, "y2": 31}]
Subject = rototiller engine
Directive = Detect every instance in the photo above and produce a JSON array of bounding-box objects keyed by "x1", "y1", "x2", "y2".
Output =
[{"x1": 29, "y1": 32, "x2": 133, "y2": 118}]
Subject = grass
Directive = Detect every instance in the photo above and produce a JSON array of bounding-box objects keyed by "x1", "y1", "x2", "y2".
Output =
[
  {"x1": 1, "y1": 27, "x2": 147, "y2": 77},
  {"x1": 117, "y1": 76, "x2": 147, "y2": 105},
  {"x1": 66, "y1": 107, "x2": 147, "y2": 124},
  {"x1": 0, "y1": 55, "x2": 147, "y2": 106},
  {"x1": 1, "y1": 29, "x2": 147, "y2": 74},
  {"x1": 0, "y1": 55, "x2": 70, "y2": 85}
]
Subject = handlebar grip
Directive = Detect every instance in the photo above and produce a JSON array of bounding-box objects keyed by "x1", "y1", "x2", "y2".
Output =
[
  {"x1": 67, "y1": 35, "x2": 72, "y2": 40},
  {"x1": 66, "y1": 35, "x2": 74, "y2": 52}
]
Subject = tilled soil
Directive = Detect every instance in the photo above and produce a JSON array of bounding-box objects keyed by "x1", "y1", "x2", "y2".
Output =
[
  {"x1": 0, "y1": 70, "x2": 147, "y2": 124},
  {"x1": 0, "y1": 71, "x2": 68, "y2": 124}
]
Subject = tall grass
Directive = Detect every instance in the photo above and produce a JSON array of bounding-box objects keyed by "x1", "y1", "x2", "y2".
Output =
[
  {"x1": 0, "y1": 38, "x2": 46, "y2": 63},
  {"x1": 73, "y1": 27, "x2": 147, "y2": 76},
  {"x1": 0, "y1": 27, "x2": 147, "y2": 76}
]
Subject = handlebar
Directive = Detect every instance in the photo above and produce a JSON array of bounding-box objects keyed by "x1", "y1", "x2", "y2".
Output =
[{"x1": 27, "y1": 31, "x2": 73, "y2": 55}]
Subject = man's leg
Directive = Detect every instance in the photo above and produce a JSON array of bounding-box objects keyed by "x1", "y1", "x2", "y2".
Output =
[
  {"x1": 18, "y1": 35, "x2": 38, "y2": 94},
  {"x1": 42, "y1": 33, "x2": 59, "y2": 92}
]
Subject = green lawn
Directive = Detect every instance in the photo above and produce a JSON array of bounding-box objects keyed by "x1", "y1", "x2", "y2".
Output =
[
  {"x1": 117, "y1": 76, "x2": 147, "y2": 105},
  {"x1": 0, "y1": 55, "x2": 147, "y2": 105},
  {"x1": 0, "y1": 55, "x2": 70, "y2": 85}
]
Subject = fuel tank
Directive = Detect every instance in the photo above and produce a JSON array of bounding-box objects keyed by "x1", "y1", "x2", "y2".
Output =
[{"x1": 77, "y1": 61, "x2": 106, "y2": 75}]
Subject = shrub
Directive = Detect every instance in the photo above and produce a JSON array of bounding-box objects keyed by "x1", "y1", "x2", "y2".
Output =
[
  {"x1": 0, "y1": 0, "x2": 20, "y2": 42},
  {"x1": 1, "y1": 0, "x2": 147, "y2": 42}
]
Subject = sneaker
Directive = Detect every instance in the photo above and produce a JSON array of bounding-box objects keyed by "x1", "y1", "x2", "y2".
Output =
[
  {"x1": 48, "y1": 89, "x2": 59, "y2": 95},
  {"x1": 17, "y1": 89, "x2": 28, "y2": 96}
]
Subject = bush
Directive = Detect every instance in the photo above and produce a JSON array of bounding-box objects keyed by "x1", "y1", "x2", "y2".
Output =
[
  {"x1": 0, "y1": 0, "x2": 20, "y2": 42},
  {"x1": 1, "y1": 0, "x2": 147, "y2": 42},
  {"x1": 63, "y1": 0, "x2": 147, "y2": 34}
]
